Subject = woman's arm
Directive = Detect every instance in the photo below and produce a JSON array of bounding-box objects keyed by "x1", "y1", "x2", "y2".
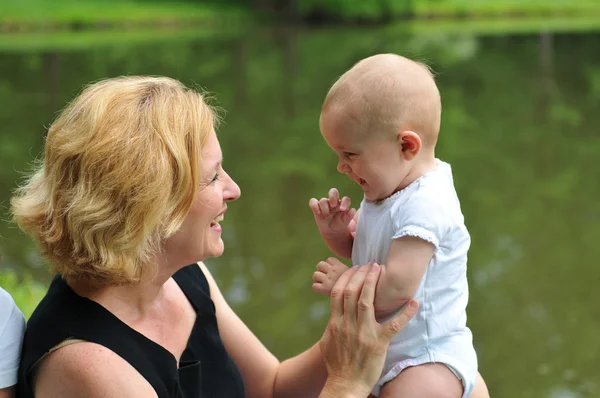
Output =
[
  {"x1": 199, "y1": 261, "x2": 419, "y2": 398},
  {"x1": 198, "y1": 262, "x2": 328, "y2": 398}
]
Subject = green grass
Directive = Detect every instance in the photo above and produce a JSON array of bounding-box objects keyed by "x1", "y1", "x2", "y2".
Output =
[
  {"x1": 401, "y1": 15, "x2": 600, "y2": 36},
  {"x1": 0, "y1": 0, "x2": 247, "y2": 28},
  {"x1": 3, "y1": 0, "x2": 600, "y2": 28},
  {"x1": 414, "y1": 0, "x2": 600, "y2": 17}
]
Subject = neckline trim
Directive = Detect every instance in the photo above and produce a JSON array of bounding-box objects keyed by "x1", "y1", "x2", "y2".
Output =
[{"x1": 365, "y1": 159, "x2": 445, "y2": 206}]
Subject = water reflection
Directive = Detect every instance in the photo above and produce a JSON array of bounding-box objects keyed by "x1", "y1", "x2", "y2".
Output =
[{"x1": 0, "y1": 26, "x2": 599, "y2": 398}]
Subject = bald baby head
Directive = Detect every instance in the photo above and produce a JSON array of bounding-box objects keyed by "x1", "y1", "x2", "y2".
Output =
[{"x1": 321, "y1": 54, "x2": 441, "y2": 149}]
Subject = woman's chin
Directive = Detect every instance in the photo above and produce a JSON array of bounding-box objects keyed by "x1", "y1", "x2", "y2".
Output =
[{"x1": 205, "y1": 239, "x2": 225, "y2": 259}]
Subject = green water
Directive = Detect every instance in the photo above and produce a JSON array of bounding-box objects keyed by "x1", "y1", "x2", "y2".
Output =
[{"x1": 0, "y1": 25, "x2": 599, "y2": 398}]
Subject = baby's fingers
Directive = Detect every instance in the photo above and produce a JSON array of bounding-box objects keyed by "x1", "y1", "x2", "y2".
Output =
[
  {"x1": 309, "y1": 198, "x2": 321, "y2": 216},
  {"x1": 339, "y1": 196, "x2": 351, "y2": 212},
  {"x1": 328, "y1": 188, "x2": 340, "y2": 208},
  {"x1": 312, "y1": 282, "x2": 330, "y2": 295},
  {"x1": 316, "y1": 261, "x2": 330, "y2": 273},
  {"x1": 318, "y1": 198, "x2": 331, "y2": 217},
  {"x1": 313, "y1": 271, "x2": 327, "y2": 283},
  {"x1": 341, "y1": 207, "x2": 357, "y2": 226}
]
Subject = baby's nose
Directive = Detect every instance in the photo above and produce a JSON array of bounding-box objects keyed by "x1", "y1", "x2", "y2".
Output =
[{"x1": 337, "y1": 160, "x2": 349, "y2": 173}]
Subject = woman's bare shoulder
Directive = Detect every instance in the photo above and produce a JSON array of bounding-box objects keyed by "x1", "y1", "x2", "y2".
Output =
[{"x1": 34, "y1": 342, "x2": 157, "y2": 398}]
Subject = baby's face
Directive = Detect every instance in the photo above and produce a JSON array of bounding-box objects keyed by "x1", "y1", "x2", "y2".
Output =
[{"x1": 320, "y1": 111, "x2": 410, "y2": 201}]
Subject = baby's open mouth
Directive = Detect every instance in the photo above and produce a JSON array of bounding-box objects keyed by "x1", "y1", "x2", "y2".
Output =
[{"x1": 210, "y1": 214, "x2": 224, "y2": 228}]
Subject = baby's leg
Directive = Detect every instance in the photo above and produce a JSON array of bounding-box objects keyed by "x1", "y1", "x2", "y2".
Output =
[{"x1": 379, "y1": 363, "x2": 463, "y2": 398}]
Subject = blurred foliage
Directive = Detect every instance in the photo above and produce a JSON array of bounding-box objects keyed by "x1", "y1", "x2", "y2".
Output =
[
  {"x1": 0, "y1": 270, "x2": 46, "y2": 319},
  {"x1": 296, "y1": 0, "x2": 415, "y2": 21},
  {"x1": 0, "y1": 0, "x2": 248, "y2": 29},
  {"x1": 0, "y1": 24, "x2": 599, "y2": 398}
]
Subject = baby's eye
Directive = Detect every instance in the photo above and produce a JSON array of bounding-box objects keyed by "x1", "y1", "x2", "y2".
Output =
[{"x1": 344, "y1": 152, "x2": 357, "y2": 158}]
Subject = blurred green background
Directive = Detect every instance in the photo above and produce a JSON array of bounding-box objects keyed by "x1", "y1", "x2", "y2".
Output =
[{"x1": 1, "y1": 1, "x2": 599, "y2": 397}]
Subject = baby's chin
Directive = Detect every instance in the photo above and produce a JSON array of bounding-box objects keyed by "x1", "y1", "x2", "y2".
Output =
[
  {"x1": 364, "y1": 187, "x2": 397, "y2": 202},
  {"x1": 353, "y1": 177, "x2": 391, "y2": 201},
  {"x1": 363, "y1": 189, "x2": 381, "y2": 202}
]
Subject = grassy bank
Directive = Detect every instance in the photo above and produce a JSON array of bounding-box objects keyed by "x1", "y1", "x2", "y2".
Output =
[
  {"x1": 403, "y1": 15, "x2": 600, "y2": 36},
  {"x1": 298, "y1": 0, "x2": 600, "y2": 23},
  {"x1": 413, "y1": 0, "x2": 600, "y2": 18},
  {"x1": 0, "y1": 0, "x2": 247, "y2": 31},
  {"x1": 2, "y1": 0, "x2": 600, "y2": 32}
]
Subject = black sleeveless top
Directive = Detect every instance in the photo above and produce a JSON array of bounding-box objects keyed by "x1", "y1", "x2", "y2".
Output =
[{"x1": 17, "y1": 264, "x2": 245, "y2": 398}]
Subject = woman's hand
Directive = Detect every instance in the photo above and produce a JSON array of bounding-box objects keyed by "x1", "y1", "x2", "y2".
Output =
[{"x1": 318, "y1": 263, "x2": 418, "y2": 398}]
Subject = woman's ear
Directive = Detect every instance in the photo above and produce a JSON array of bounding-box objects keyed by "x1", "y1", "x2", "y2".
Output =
[{"x1": 398, "y1": 130, "x2": 421, "y2": 160}]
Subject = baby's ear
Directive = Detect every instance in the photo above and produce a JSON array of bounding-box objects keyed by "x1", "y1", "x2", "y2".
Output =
[{"x1": 398, "y1": 130, "x2": 421, "y2": 160}]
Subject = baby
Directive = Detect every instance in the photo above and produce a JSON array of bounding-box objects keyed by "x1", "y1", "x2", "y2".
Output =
[{"x1": 309, "y1": 54, "x2": 477, "y2": 397}]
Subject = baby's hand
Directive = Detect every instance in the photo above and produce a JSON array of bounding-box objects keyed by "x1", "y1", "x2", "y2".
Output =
[
  {"x1": 309, "y1": 188, "x2": 357, "y2": 241},
  {"x1": 312, "y1": 257, "x2": 350, "y2": 295}
]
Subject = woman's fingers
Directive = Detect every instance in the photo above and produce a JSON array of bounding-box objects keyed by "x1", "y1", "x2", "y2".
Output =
[
  {"x1": 356, "y1": 263, "x2": 380, "y2": 327},
  {"x1": 329, "y1": 266, "x2": 359, "y2": 318},
  {"x1": 320, "y1": 261, "x2": 418, "y2": 398},
  {"x1": 342, "y1": 265, "x2": 371, "y2": 320},
  {"x1": 381, "y1": 300, "x2": 419, "y2": 341}
]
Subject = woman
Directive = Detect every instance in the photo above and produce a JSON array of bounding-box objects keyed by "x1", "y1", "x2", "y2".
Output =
[{"x1": 12, "y1": 76, "x2": 489, "y2": 397}]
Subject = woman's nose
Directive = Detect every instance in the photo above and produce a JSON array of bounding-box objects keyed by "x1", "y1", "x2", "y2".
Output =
[{"x1": 224, "y1": 171, "x2": 241, "y2": 202}]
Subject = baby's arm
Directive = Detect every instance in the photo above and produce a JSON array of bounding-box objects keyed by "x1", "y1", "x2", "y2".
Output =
[
  {"x1": 374, "y1": 237, "x2": 434, "y2": 318},
  {"x1": 312, "y1": 239, "x2": 432, "y2": 313}
]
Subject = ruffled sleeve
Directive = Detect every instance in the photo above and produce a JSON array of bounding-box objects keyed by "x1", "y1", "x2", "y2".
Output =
[{"x1": 390, "y1": 191, "x2": 450, "y2": 250}]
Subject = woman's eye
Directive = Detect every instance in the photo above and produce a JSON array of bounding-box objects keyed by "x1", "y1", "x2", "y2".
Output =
[{"x1": 210, "y1": 173, "x2": 220, "y2": 183}]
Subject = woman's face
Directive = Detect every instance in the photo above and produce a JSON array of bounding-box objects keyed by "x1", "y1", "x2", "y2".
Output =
[{"x1": 162, "y1": 130, "x2": 240, "y2": 268}]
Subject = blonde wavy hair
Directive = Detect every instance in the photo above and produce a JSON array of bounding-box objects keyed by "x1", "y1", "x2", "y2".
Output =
[{"x1": 11, "y1": 76, "x2": 217, "y2": 285}]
